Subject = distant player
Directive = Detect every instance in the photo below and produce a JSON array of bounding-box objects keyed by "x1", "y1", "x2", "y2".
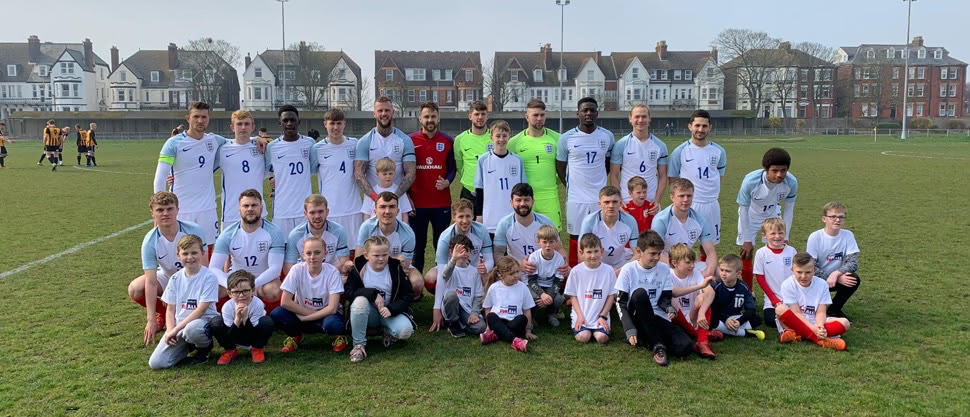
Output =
[
  {"x1": 40, "y1": 119, "x2": 59, "y2": 171},
  {"x1": 454, "y1": 100, "x2": 491, "y2": 202},
  {"x1": 219, "y1": 110, "x2": 267, "y2": 229},
  {"x1": 153, "y1": 102, "x2": 227, "y2": 247},
  {"x1": 84, "y1": 123, "x2": 98, "y2": 167},
  {"x1": 806, "y1": 201, "x2": 860, "y2": 320},
  {"x1": 579, "y1": 186, "x2": 640, "y2": 272},
  {"x1": 283, "y1": 194, "x2": 352, "y2": 276},
  {"x1": 57, "y1": 126, "x2": 68, "y2": 166},
  {"x1": 74, "y1": 124, "x2": 85, "y2": 166},
  {"x1": 737, "y1": 147, "x2": 797, "y2": 289},
  {"x1": 610, "y1": 104, "x2": 668, "y2": 209},
  {"x1": 127, "y1": 192, "x2": 209, "y2": 346},
  {"x1": 408, "y1": 101, "x2": 455, "y2": 273},
  {"x1": 265, "y1": 105, "x2": 316, "y2": 237},
  {"x1": 209, "y1": 189, "x2": 285, "y2": 313},
  {"x1": 474, "y1": 120, "x2": 526, "y2": 234},
  {"x1": 557, "y1": 97, "x2": 615, "y2": 266},
  {"x1": 0, "y1": 122, "x2": 12, "y2": 168},
  {"x1": 354, "y1": 96, "x2": 416, "y2": 210},
  {"x1": 508, "y1": 99, "x2": 562, "y2": 230},
  {"x1": 312, "y1": 108, "x2": 363, "y2": 253},
  {"x1": 667, "y1": 110, "x2": 726, "y2": 252},
  {"x1": 650, "y1": 178, "x2": 718, "y2": 277}
]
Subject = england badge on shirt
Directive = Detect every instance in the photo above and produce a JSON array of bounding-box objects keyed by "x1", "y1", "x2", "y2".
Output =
[
  {"x1": 393, "y1": 144, "x2": 401, "y2": 153},
  {"x1": 250, "y1": 148, "x2": 260, "y2": 157},
  {"x1": 545, "y1": 144, "x2": 553, "y2": 153},
  {"x1": 348, "y1": 148, "x2": 355, "y2": 158},
  {"x1": 436, "y1": 142, "x2": 445, "y2": 152},
  {"x1": 689, "y1": 230, "x2": 698, "y2": 241},
  {"x1": 510, "y1": 165, "x2": 518, "y2": 176},
  {"x1": 257, "y1": 241, "x2": 268, "y2": 252},
  {"x1": 649, "y1": 150, "x2": 658, "y2": 161},
  {"x1": 206, "y1": 141, "x2": 214, "y2": 152},
  {"x1": 709, "y1": 155, "x2": 718, "y2": 166},
  {"x1": 302, "y1": 148, "x2": 310, "y2": 159}
]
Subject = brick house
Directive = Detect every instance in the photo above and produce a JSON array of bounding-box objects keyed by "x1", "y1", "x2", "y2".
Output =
[{"x1": 375, "y1": 50, "x2": 482, "y2": 117}]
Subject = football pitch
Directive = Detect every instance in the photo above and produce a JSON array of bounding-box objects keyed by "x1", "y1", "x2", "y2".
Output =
[{"x1": 0, "y1": 135, "x2": 968, "y2": 416}]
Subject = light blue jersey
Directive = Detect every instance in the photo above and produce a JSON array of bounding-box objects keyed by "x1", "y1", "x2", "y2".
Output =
[
  {"x1": 357, "y1": 217, "x2": 416, "y2": 261},
  {"x1": 579, "y1": 210, "x2": 640, "y2": 269},
  {"x1": 285, "y1": 220, "x2": 350, "y2": 266},
  {"x1": 556, "y1": 126, "x2": 614, "y2": 204},
  {"x1": 157, "y1": 133, "x2": 227, "y2": 212},
  {"x1": 736, "y1": 169, "x2": 798, "y2": 242},
  {"x1": 214, "y1": 219, "x2": 285, "y2": 280},
  {"x1": 435, "y1": 221, "x2": 494, "y2": 270},
  {"x1": 140, "y1": 220, "x2": 207, "y2": 285},
  {"x1": 667, "y1": 139, "x2": 727, "y2": 203},
  {"x1": 493, "y1": 212, "x2": 554, "y2": 261},
  {"x1": 650, "y1": 205, "x2": 715, "y2": 252}
]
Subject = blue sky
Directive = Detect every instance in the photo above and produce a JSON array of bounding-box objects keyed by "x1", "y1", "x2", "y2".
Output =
[{"x1": 3, "y1": 0, "x2": 965, "y2": 89}]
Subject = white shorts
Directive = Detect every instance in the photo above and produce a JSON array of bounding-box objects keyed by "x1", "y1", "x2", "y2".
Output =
[
  {"x1": 566, "y1": 201, "x2": 598, "y2": 235},
  {"x1": 154, "y1": 269, "x2": 173, "y2": 292},
  {"x1": 736, "y1": 211, "x2": 770, "y2": 245},
  {"x1": 177, "y1": 210, "x2": 219, "y2": 245},
  {"x1": 273, "y1": 216, "x2": 304, "y2": 240},
  {"x1": 691, "y1": 200, "x2": 721, "y2": 245},
  {"x1": 330, "y1": 213, "x2": 364, "y2": 250}
]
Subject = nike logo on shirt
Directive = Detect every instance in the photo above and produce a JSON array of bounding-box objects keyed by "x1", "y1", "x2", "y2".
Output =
[
  {"x1": 182, "y1": 147, "x2": 192, "y2": 152},
  {"x1": 487, "y1": 169, "x2": 496, "y2": 173},
  {"x1": 510, "y1": 237, "x2": 520, "y2": 241},
  {"x1": 323, "y1": 155, "x2": 332, "y2": 159},
  {"x1": 158, "y1": 254, "x2": 167, "y2": 259},
  {"x1": 225, "y1": 153, "x2": 237, "y2": 158},
  {"x1": 232, "y1": 246, "x2": 242, "y2": 251},
  {"x1": 668, "y1": 232, "x2": 676, "y2": 236},
  {"x1": 766, "y1": 261, "x2": 773, "y2": 264},
  {"x1": 626, "y1": 151, "x2": 635, "y2": 155},
  {"x1": 685, "y1": 158, "x2": 695, "y2": 162},
  {"x1": 370, "y1": 146, "x2": 378, "y2": 151},
  {"x1": 277, "y1": 155, "x2": 285, "y2": 159}
]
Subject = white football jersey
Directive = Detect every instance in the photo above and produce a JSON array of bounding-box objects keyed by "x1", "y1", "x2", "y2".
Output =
[
  {"x1": 214, "y1": 220, "x2": 285, "y2": 278},
  {"x1": 313, "y1": 137, "x2": 362, "y2": 217},
  {"x1": 474, "y1": 151, "x2": 527, "y2": 232},
  {"x1": 482, "y1": 280, "x2": 535, "y2": 321},
  {"x1": 433, "y1": 263, "x2": 483, "y2": 313},
  {"x1": 527, "y1": 250, "x2": 565, "y2": 286},
  {"x1": 493, "y1": 212, "x2": 554, "y2": 261},
  {"x1": 650, "y1": 206, "x2": 715, "y2": 253},
  {"x1": 140, "y1": 220, "x2": 207, "y2": 288},
  {"x1": 280, "y1": 262, "x2": 344, "y2": 313},
  {"x1": 579, "y1": 210, "x2": 640, "y2": 269},
  {"x1": 284, "y1": 220, "x2": 350, "y2": 267},
  {"x1": 158, "y1": 132, "x2": 227, "y2": 212},
  {"x1": 355, "y1": 127, "x2": 415, "y2": 190},
  {"x1": 265, "y1": 136, "x2": 316, "y2": 219},
  {"x1": 610, "y1": 133, "x2": 669, "y2": 202},
  {"x1": 219, "y1": 140, "x2": 267, "y2": 225},
  {"x1": 668, "y1": 140, "x2": 727, "y2": 203},
  {"x1": 753, "y1": 245, "x2": 797, "y2": 309},
  {"x1": 556, "y1": 127, "x2": 614, "y2": 204}
]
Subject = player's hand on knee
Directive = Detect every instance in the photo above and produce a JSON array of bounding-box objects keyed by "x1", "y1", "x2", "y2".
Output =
[
  {"x1": 697, "y1": 317, "x2": 709, "y2": 330},
  {"x1": 838, "y1": 273, "x2": 858, "y2": 287}
]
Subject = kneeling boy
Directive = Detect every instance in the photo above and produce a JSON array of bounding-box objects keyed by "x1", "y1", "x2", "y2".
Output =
[
  {"x1": 210, "y1": 270, "x2": 275, "y2": 364},
  {"x1": 564, "y1": 234, "x2": 617, "y2": 344}
]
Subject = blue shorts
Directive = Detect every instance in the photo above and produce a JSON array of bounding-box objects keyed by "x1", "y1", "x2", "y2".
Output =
[{"x1": 573, "y1": 326, "x2": 610, "y2": 336}]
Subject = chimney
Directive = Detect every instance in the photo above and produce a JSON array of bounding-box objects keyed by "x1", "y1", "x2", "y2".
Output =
[
  {"x1": 82, "y1": 38, "x2": 94, "y2": 69},
  {"x1": 656, "y1": 40, "x2": 667, "y2": 61},
  {"x1": 245, "y1": 53, "x2": 252, "y2": 69},
  {"x1": 912, "y1": 36, "x2": 924, "y2": 47},
  {"x1": 110, "y1": 46, "x2": 119, "y2": 72},
  {"x1": 541, "y1": 43, "x2": 552, "y2": 69},
  {"x1": 710, "y1": 46, "x2": 718, "y2": 65},
  {"x1": 168, "y1": 43, "x2": 178, "y2": 69},
  {"x1": 595, "y1": 51, "x2": 601, "y2": 64},
  {"x1": 779, "y1": 41, "x2": 792, "y2": 51},
  {"x1": 27, "y1": 35, "x2": 40, "y2": 63}
]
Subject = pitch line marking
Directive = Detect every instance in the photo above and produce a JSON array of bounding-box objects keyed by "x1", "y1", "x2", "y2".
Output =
[
  {"x1": 880, "y1": 151, "x2": 969, "y2": 160},
  {"x1": 71, "y1": 166, "x2": 153, "y2": 175},
  {"x1": 0, "y1": 219, "x2": 153, "y2": 280}
]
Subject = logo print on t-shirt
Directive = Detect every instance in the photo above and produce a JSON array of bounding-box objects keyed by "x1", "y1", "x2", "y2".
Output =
[
  {"x1": 826, "y1": 252, "x2": 844, "y2": 262},
  {"x1": 185, "y1": 299, "x2": 198, "y2": 310},
  {"x1": 393, "y1": 144, "x2": 401, "y2": 153},
  {"x1": 688, "y1": 230, "x2": 698, "y2": 241},
  {"x1": 458, "y1": 286, "x2": 471, "y2": 296},
  {"x1": 709, "y1": 155, "x2": 718, "y2": 166},
  {"x1": 592, "y1": 289, "x2": 603, "y2": 299},
  {"x1": 599, "y1": 141, "x2": 608, "y2": 150},
  {"x1": 777, "y1": 192, "x2": 786, "y2": 202},
  {"x1": 312, "y1": 297, "x2": 324, "y2": 307},
  {"x1": 784, "y1": 256, "x2": 792, "y2": 266},
  {"x1": 545, "y1": 144, "x2": 553, "y2": 153},
  {"x1": 206, "y1": 142, "x2": 214, "y2": 152},
  {"x1": 802, "y1": 305, "x2": 816, "y2": 316},
  {"x1": 501, "y1": 305, "x2": 518, "y2": 315},
  {"x1": 510, "y1": 165, "x2": 517, "y2": 176},
  {"x1": 426, "y1": 157, "x2": 434, "y2": 165},
  {"x1": 348, "y1": 149, "x2": 356, "y2": 158},
  {"x1": 436, "y1": 142, "x2": 445, "y2": 152},
  {"x1": 649, "y1": 150, "x2": 657, "y2": 161},
  {"x1": 257, "y1": 241, "x2": 268, "y2": 253},
  {"x1": 619, "y1": 233, "x2": 629, "y2": 242},
  {"x1": 648, "y1": 288, "x2": 657, "y2": 298},
  {"x1": 250, "y1": 148, "x2": 261, "y2": 157}
]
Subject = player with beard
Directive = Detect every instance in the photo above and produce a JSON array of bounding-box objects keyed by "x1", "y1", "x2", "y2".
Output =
[
  {"x1": 494, "y1": 183, "x2": 569, "y2": 279},
  {"x1": 508, "y1": 99, "x2": 562, "y2": 231},
  {"x1": 354, "y1": 96, "x2": 416, "y2": 213},
  {"x1": 408, "y1": 102, "x2": 456, "y2": 275},
  {"x1": 557, "y1": 97, "x2": 615, "y2": 267},
  {"x1": 454, "y1": 100, "x2": 491, "y2": 202}
]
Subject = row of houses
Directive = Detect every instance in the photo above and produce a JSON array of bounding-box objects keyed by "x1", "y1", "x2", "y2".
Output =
[{"x1": 0, "y1": 35, "x2": 966, "y2": 122}]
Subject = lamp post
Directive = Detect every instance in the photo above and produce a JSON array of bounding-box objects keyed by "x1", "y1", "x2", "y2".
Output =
[
  {"x1": 556, "y1": 0, "x2": 569, "y2": 133},
  {"x1": 901, "y1": 0, "x2": 915, "y2": 140},
  {"x1": 277, "y1": 0, "x2": 289, "y2": 106}
]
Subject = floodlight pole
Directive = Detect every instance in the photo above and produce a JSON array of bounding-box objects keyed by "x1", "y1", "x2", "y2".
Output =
[
  {"x1": 556, "y1": 0, "x2": 569, "y2": 133},
  {"x1": 901, "y1": 0, "x2": 914, "y2": 140},
  {"x1": 278, "y1": 0, "x2": 289, "y2": 106}
]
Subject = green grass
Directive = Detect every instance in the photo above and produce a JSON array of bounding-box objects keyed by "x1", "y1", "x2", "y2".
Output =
[{"x1": 1, "y1": 135, "x2": 969, "y2": 416}]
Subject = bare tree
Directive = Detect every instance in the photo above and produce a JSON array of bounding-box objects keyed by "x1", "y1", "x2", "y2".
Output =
[
  {"x1": 483, "y1": 57, "x2": 516, "y2": 111},
  {"x1": 354, "y1": 78, "x2": 373, "y2": 110},
  {"x1": 795, "y1": 42, "x2": 837, "y2": 127},
  {"x1": 771, "y1": 65, "x2": 798, "y2": 120},
  {"x1": 714, "y1": 28, "x2": 781, "y2": 119},
  {"x1": 183, "y1": 38, "x2": 240, "y2": 106}
]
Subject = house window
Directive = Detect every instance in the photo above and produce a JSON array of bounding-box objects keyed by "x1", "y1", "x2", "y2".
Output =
[
  {"x1": 406, "y1": 68, "x2": 426, "y2": 81},
  {"x1": 151, "y1": 71, "x2": 160, "y2": 82},
  {"x1": 917, "y1": 49, "x2": 926, "y2": 59},
  {"x1": 254, "y1": 88, "x2": 262, "y2": 100},
  {"x1": 510, "y1": 71, "x2": 518, "y2": 82},
  {"x1": 447, "y1": 90, "x2": 452, "y2": 102},
  {"x1": 660, "y1": 71, "x2": 667, "y2": 80},
  {"x1": 117, "y1": 89, "x2": 125, "y2": 102},
  {"x1": 62, "y1": 84, "x2": 70, "y2": 96},
  {"x1": 916, "y1": 84, "x2": 924, "y2": 97},
  {"x1": 432, "y1": 90, "x2": 439, "y2": 102},
  {"x1": 800, "y1": 85, "x2": 808, "y2": 96},
  {"x1": 940, "y1": 103, "x2": 947, "y2": 116},
  {"x1": 433, "y1": 69, "x2": 440, "y2": 81},
  {"x1": 941, "y1": 68, "x2": 949, "y2": 79},
  {"x1": 892, "y1": 84, "x2": 899, "y2": 97},
  {"x1": 887, "y1": 48, "x2": 894, "y2": 59},
  {"x1": 444, "y1": 70, "x2": 452, "y2": 80},
  {"x1": 798, "y1": 105, "x2": 807, "y2": 118},
  {"x1": 72, "y1": 84, "x2": 79, "y2": 97},
  {"x1": 586, "y1": 70, "x2": 594, "y2": 81},
  {"x1": 908, "y1": 67, "x2": 915, "y2": 79},
  {"x1": 940, "y1": 84, "x2": 948, "y2": 97},
  {"x1": 948, "y1": 104, "x2": 956, "y2": 116},
  {"x1": 674, "y1": 70, "x2": 682, "y2": 80},
  {"x1": 339, "y1": 88, "x2": 347, "y2": 101},
  {"x1": 534, "y1": 69, "x2": 543, "y2": 82},
  {"x1": 32, "y1": 85, "x2": 38, "y2": 98},
  {"x1": 865, "y1": 49, "x2": 875, "y2": 59},
  {"x1": 120, "y1": 71, "x2": 127, "y2": 82},
  {"x1": 465, "y1": 69, "x2": 473, "y2": 81},
  {"x1": 145, "y1": 91, "x2": 150, "y2": 101},
  {"x1": 685, "y1": 70, "x2": 692, "y2": 80},
  {"x1": 280, "y1": 70, "x2": 294, "y2": 81},
  {"x1": 631, "y1": 68, "x2": 639, "y2": 79},
  {"x1": 934, "y1": 49, "x2": 942, "y2": 59},
  {"x1": 39, "y1": 65, "x2": 48, "y2": 76},
  {"x1": 917, "y1": 67, "x2": 925, "y2": 79},
  {"x1": 801, "y1": 69, "x2": 809, "y2": 80},
  {"x1": 893, "y1": 67, "x2": 900, "y2": 79},
  {"x1": 385, "y1": 69, "x2": 393, "y2": 81},
  {"x1": 950, "y1": 67, "x2": 958, "y2": 79},
  {"x1": 916, "y1": 103, "x2": 924, "y2": 116},
  {"x1": 254, "y1": 67, "x2": 262, "y2": 78},
  {"x1": 408, "y1": 89, "x2": 415, "y2": 102},
  {"x1": 634, "y1": 88, "x2": 642, "y2": 100},
  {"x1": 949, "y1": 84, "x2": 957, "y2": 97},
  {"x1": 419, "y1": 90, "x2": 426, "y2": 102}
]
